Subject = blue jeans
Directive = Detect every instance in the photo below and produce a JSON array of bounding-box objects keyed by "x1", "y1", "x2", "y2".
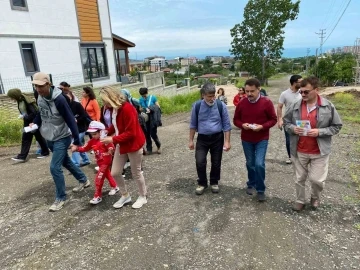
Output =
[
  {"x1": 242, "y1": 140, "x2": 269, "y2": 193},
  {"x1": 284, "y1": 129, "x2": 291, "y2": 158},
  {"x1": 47, "y1": 136, "x2": 88, "y2": 201},
  {"x1": 71, "y1": 132, "x2": 90, "y2": 166}
]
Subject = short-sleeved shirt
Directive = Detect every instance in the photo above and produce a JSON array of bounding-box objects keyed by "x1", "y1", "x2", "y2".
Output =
[
  {"x1": 139, "y1": 95, "x2": 158, "y2": 109},
  {"x1": 279, "y1": 88, "x2": 301, "y2": 107}
]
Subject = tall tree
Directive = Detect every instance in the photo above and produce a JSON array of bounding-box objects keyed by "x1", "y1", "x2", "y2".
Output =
[{"x1": 230, "y1": 0, "x2": 300, "y2": 84}]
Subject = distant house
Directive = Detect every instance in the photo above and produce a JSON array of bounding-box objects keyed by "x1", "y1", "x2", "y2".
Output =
[
  {"x1": 144, "y1": 56, "x2": 165, "y2": 62},
  {"x1": 180, "y1": 57, "x2": 198, "y2": 66},
  {"x1": 129, "y1": 60, "x2": 145, "y2": 72},
  {"x1": 206, "y1": 56, "x2": 223, "y2": 64},
  {"x1": 222, "y1": 63, "x2": 231, "y2": 69},
  {"x1": 162, "y1": 68, "x2": 173, "y2": 73},
  {"x1": 239, "y1": 71, "x2": 250, "y2": 78},
  {"x1": 150, "y1": 58, "x2": 166, "y2": 69}
]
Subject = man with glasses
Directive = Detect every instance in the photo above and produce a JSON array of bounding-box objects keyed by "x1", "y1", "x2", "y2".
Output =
[
  {"x1": 283, "y1": 76, "x2": 342, "y2": 212},
  {"x1": 30, "y1": 72, "x2": 89, "y2": 212},
  {"x1": 277, "y1": 75, "x2": 302, "y2": 164}
]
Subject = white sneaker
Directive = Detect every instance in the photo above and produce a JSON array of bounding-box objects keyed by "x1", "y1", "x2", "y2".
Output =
[
  {"x1": 108, "y1": 187, "x2": 120, "y2": 196},
  {"x1": 124, "y1": 162, "x2": 130, "y2": 169},
  {"x1": 72, "y1": 180, "x2": 91, "y2": 192},
  {"x1": 286, "y1": 159, "x2": 292, "y2": 164},
  {"x1": 90, "y1": 197, "x2": 102, "y2": 205},
  {"x1": 113, "y1": 195, "x2": 132, "y2": 209},
  {"x1": 49, "y1": 199, "x2": 67, "y2": 212},
  {"x1": 132, "y1": 196, "x2": 147, "y2": 209},
  {"x1": 95, "y1": 166, "x2": 99, "y2": 171}
]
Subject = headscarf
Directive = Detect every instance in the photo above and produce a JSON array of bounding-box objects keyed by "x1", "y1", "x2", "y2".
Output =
[
  {"x1": 121, "y1": 89, "x2": 140, "y2": 107},
  {"x1": 7, "y1": 88, "x2": 35, "y2": 104}
]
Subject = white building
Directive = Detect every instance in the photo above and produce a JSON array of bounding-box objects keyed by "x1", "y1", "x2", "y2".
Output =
[
  {"x1": 150, "y1": 58, "x2": 166, "y2": 69},
  {"x1": 206, "y1": 56, "x2": 223, "y2": 64},
  {"x1": 0, "y1": 0, "x2": 134, "y2": 93}
]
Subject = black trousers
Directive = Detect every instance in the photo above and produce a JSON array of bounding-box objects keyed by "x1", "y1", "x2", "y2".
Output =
[
  {"x1": 145, "y1": 122, "x2": 161, "y2": 152},
  {"x1": 17, "y1": 130, "x2": 49, "y2": 159},
  {"x1": 195, "y1": 132, "x2": 224, "y2": 187}
]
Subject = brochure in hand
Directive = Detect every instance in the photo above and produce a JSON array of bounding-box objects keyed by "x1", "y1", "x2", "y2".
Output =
[
  {"x1": 24, "y1": 124, "x2": 38, "y2": 133},
  {"x1": 296, "y1": 120, "x2": 311, "y2": 136}
]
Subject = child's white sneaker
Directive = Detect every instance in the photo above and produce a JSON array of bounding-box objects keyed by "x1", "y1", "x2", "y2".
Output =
[
  {"x1": 108, "y1": 187, "x2": 120, "y2": 196},
  {"x1": 90, "y1": 197, "x2": 102, "y2": 205}
]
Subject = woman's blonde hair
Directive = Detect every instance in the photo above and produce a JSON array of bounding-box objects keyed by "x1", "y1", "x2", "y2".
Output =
[{"x1": 99, "y1": 86, "x2": 126, "y2": 109}]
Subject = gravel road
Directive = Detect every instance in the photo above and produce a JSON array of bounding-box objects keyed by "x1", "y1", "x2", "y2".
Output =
[{"x1": 0, "y1": 77, "x2": 359, "y2": 269}]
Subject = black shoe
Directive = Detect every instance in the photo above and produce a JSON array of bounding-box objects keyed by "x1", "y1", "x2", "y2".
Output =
[
  {"x1": 11, "y1": 157, "x2": 26, "y2": 162},
  {"x1": 80, "y1": 162, "x2": 91, "y2": 167},
  {"x1": 246, "y1": 187, "x2": 254, "y2": 195},
  {"x1": 257, "y1": 193, "x2": 266, "y2": 202}
]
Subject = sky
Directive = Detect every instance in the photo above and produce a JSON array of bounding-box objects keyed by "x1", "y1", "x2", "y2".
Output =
[{"x1": 108, "y1": 0, "x2": 360, "y2": 59}]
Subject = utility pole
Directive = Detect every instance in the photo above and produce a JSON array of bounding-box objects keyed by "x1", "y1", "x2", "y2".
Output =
[
  {"x1": 306, "y1": 48, "x2": 310, "y2": 75},
  {"x1": 354, "y1": 38, "x2": 360, "y2": 86},
  {"x1": 315, "y1": 29, "x2": 326, "y2": 57}
]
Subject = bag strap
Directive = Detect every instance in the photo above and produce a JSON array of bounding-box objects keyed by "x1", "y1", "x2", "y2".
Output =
[
  {"x1": 147, "y1": 95, "x2": 153, "y2": 107},
  {"x1": 85, "y1": 99, "x2": 91, "y2": 111},
  {"x1": 194, "y1": 99, "x2": 223, "y2": 129}
]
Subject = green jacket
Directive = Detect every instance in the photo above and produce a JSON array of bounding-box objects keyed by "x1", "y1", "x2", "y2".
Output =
[{"x1": 283, "y1": 96, "x2": 342, "y2": 157}]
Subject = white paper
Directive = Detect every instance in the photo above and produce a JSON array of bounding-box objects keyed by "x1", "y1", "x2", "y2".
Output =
[{"x1": 24, "y1": 124, "x2": 38, "y2": 133}]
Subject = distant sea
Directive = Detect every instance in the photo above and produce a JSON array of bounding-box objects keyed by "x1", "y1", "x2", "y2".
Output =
[{"x1": 130, "y1": 46, "x2": 334, "y2": 60}]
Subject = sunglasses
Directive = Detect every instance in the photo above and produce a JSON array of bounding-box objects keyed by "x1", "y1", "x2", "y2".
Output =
[{"x1": 299, "y1": 89, "x2": 314, "y2": 95}]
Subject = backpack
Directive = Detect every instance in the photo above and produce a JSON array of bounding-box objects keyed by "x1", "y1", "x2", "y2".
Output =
[{"x1": 194, "y1": 99, "x2": 223, "y2": 128}]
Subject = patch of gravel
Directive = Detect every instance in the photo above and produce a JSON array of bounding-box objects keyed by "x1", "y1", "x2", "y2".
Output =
[{"x1": 0, "y1": 77, "x2": 359, "y2": 269}]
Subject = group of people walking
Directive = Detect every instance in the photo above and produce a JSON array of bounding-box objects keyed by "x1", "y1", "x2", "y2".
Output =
[
  {"x1": 9, "y1": 72, "x2": 162, "y2": 212},
  {"x1": 8, "y1": 72, "x2": 342, "y2": 213},
  {"x1": 191, "y1": 75, "x2": 342, "y2": 211}
]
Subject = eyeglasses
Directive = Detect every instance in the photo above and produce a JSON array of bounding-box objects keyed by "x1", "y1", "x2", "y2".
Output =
[{"x1": 299, "y1": 89, "x2": 315, "y2": 95}]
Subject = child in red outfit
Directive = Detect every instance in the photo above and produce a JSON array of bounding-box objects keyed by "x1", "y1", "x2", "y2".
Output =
[{"x1": 71, "y1": 121, "x2": 119, "y2": 204}]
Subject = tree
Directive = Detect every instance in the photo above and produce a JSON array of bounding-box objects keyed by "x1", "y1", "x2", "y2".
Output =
[{"x1": 230, "y1": 0, "x2": 300, "y2": 84}]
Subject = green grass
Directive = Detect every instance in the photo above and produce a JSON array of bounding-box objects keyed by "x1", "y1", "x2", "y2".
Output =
[
  {"x1": 0, "y1": 90, "x2": 201, "y2": 146},
  {"x1": 0, "y1": 110, "x2": 23, "y2": 146},
  {"x1": 158, "y1": 91, "x2": 200, "y2": 114},
  {"x1": 330, "y1": 92, "x2": 360, "y2": 197},
  {"x1": 130, "y1": 90, "x2": 200, "y2": 115},
  {"x1": 329, "y1": 92, "x2": 360, "y2": 124}
]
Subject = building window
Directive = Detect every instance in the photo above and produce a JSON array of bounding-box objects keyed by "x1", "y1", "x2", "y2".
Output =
[
  {"x1": 10, "y1": 0, "x2": 28, "y2": 11},
  {"x1": 19, "y1": 42, "x2": 40, "y2": 76},
  {"x1": 80, "y1": 44, "x2": 109, "y2": 81},
  {"x1": 115, "y1": 49, "x2": 127, "y2": 76}
]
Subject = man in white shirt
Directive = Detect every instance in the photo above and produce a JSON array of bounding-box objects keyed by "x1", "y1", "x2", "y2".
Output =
[{"x1": 277, "y1": 75, "x2": 302, "y2": 164}]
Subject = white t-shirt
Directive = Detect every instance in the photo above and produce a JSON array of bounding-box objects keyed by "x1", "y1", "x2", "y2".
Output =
[{"x1": 279, "y1": 88, "x2": 301, "y2": 107}]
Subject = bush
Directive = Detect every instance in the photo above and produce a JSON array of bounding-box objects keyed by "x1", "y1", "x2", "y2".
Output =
[
  {"x1": 158, "y1": 91, "x2": 200, "y2": 115},
  {"x1": 0, "y1": 110, "x2": 23, "y2": 146},
  {"x1": 235, "y1": 78, "x2": 247, "y2": 88}
]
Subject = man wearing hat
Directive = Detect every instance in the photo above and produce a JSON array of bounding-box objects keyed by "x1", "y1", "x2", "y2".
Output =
[{"x1": 31, "y1": 72, "x2": 89, "y2": 212}]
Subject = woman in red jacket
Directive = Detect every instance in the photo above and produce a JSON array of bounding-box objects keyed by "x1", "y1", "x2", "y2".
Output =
[
  {"x1": 233, "y1": 87, "x2": 247, "y2": 107},
  {"x1": 99, "y1": 86, "x2": 147, "y2": 209}
]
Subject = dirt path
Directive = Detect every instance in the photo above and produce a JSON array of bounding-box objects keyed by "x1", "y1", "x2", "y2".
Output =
[{"x1": 1, "y1": 77, "x2": 359, "y2": 269}]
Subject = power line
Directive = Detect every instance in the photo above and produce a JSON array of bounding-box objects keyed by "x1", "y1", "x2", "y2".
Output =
[
  {"x1": 323, "y1": 0, "x2": 352, "y2": 46},
  {"x1": 321, "y1": 0, "x2": 337, "y2": 29}
]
